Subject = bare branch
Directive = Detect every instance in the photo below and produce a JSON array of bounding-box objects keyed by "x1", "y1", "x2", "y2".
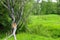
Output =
[
  {"x1": 12, "y1": 0, "x2": 15, "y2": 5},
  {"x1": 16, "y1": 1, "x2": 24, "y2": 25},
  {"x1": 11, "y1": 12, "x2": 15, "y2": 23},
  {"x1": 19, "y1": 0, "x2": 29, "y2": 10},
  {"x1": 8, "y1": 0, "x2": 15, "y2": 23},
  {"x1": 11, "y1": 0, "x2": 16, "y2": 8},
  {"x1": 6, "y1": 0, "x2": 11, "y2": 11},
  {"x1": 17, "y1": 2, "x2": 36, "y2": 32},
  {"x1": 16, "y1": 0, "x2": 30, "y2": 25},
  {"x1": 11, "y1": 2, "x2": 15, "y2": 22}
]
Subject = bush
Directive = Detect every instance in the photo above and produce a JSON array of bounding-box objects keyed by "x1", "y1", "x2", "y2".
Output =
[{"x1": 27, "y1": 14, "x2": 60, "y2": 38}]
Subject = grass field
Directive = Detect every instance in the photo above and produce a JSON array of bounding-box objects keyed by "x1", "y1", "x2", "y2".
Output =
[
  {"x1": 1, "y1": 33, "x2": 60, "y2": 40},
  {"x1": 1, "y1": 14, "x2": 60, "y2": 40}
]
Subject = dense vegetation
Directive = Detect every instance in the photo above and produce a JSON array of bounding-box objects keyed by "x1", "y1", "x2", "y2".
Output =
[
  {"x1": 0, "y1": 0, "x2": 60, "y2": 40},
  {"x1": 0, "y1": 14, "x2": 60, "y2": 40},
  {"x1": 27, "y1": 15, "x2": 60, "y2": 38}
]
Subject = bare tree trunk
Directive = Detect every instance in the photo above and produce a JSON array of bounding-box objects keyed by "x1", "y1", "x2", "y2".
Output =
[
  {"x1": 12, "y1": 24, "x2": 17, "y2": 40},
  {"x1": 4, "y1": 22, "x2": 17, "y2": 40}
]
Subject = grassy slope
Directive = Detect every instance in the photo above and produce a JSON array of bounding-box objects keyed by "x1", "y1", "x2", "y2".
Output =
[
  {"x1": 28, "y1": 14, "x2": 60, "y2": 29},
  {"x1": 1, "y1": 14, "x2": 60, "y2": 40},
  {"x1": 1, "y1": 33, "x2": 60, "y2": 40}
]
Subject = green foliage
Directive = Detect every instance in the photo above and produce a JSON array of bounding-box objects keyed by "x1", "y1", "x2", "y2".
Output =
[
  {"x1": 27, "y1": 14, "x2": 60, "y2": 38},
  {"x1": 40, "y1": 1, "x2": 57, "y2": 15},
  {"x1": 57, "y1": 0, "x2": 60, "y2": 14},
  {"x1": 0, "y1": 3, "x2": 11, "y2": 33}
]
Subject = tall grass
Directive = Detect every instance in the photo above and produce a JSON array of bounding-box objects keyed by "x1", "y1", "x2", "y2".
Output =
[
  {"x1": 27, "y1": 14, "x2": 60, "y2": 38},
  {"x1": 1, "y1": 14, "x2": 60, "y2": 40}
]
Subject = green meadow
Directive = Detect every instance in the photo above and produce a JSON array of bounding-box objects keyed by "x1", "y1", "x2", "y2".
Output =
[{"x1": 1, "y1": 14, "x2": 60, "y2": 40}]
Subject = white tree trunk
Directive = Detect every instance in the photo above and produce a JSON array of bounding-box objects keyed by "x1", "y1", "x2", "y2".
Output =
[
  {"x1": 13, "y1": 27, "x2": 17, "y2": 40},
  {"x1": 4, "y1": 27, "x2": 17, "y2": 40}
]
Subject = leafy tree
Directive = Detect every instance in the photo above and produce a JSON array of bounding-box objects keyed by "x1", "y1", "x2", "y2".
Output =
[
  {"x1": 57, "y1": 0, "x2": 60, "y2": 14},
  {"x1": 40, "y1": 0, "x2": 57, "y2": 15}
]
